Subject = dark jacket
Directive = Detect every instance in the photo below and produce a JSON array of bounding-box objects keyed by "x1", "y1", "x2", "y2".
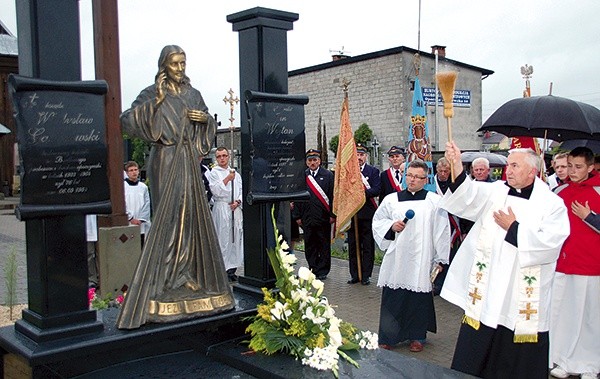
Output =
[
  {"x1": 292, "y1": 167, "x2": 335, "y2": 227},
  {"x1": 379, "y1": 168, "x2": 402, "y2": 203},
  {"x1": 357, "y1": 164, "x2": 381, "y2": 219}
]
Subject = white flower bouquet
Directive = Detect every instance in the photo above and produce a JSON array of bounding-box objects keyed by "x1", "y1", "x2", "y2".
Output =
[{"x1": 245, "y1": 207, "x2": 378, "y2": 378}]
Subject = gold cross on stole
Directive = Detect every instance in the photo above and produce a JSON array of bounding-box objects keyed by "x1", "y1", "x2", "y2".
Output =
[
  {"x1": 519, "y1": 302, "x2": 538, "y2": 321},
  {"x1": 469, "y1": 287, "x2": 482, "y2": 305}
]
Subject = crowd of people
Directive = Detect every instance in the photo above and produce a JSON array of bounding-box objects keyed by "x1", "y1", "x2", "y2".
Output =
[
  {"x1": 85, "y1": 44, "x2": 598, "y2": 376},
  {"x1": 293, "y1": 141, "x2": 599, "y2": 379},
  {"x1": 94, "y1": 136, "x2": 598, "y2": 377}
]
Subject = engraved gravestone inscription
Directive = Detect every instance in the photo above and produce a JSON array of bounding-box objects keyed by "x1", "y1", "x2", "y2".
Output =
[
  {"x1": 245, "y1": 90, "x2": 310, "y2": 204},
  {"x1": 8, "y1": 75, "x2": 111, "y2": 219}
]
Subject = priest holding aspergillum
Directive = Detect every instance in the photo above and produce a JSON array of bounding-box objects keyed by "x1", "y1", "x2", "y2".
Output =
[{"x1": 439, "y1": 141, "x2": 569, "y2": 378}]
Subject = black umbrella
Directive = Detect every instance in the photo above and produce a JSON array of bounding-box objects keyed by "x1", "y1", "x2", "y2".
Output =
[
  {"x1": 478, "y1": 95, "x2": 600, "y2": 142},
  {"x1": 461, "y1": 151, "x2": 507, "y2": 167},
  {"x1": 559, "y1": 139, "x2": 600, "y2": 154}
]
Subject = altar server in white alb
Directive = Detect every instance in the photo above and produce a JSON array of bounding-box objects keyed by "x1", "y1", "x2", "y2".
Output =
[
  {"x1": 440, "y1": 141, "x2": 569, "y2": 379},
  {"x1": 124, "y1": 161, "x2": 151, "y2": 247},
  {"x1": 373, "y1": 159, "x2": 450, "y2": 353},
  {"x1": 550, "y1": 147, "x2": 600, "y2": 379},
  {"x1": 207, "y1": 147, "x2": 243, "y2": 282}
]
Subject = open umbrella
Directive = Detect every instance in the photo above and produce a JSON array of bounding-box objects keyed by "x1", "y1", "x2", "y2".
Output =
[
  {"x1": 461, "y1": 151, "x2": 507, "y2": 167},
  {"x1": 559, "y1": 139, "x2": 600, "y2": 154},
  {"x1": 478, "y1": 95, "x2": 600, "y2": 142}
]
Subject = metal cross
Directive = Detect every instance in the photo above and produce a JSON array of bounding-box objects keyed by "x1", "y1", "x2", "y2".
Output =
[
  {"x1": 223, "y1": 88, "x2": 239, "y2": 129},
  {"x1": 371, "y1": 135, "x2": 380, "y2": 159}
]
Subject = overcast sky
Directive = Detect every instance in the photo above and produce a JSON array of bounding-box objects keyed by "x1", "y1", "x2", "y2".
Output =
[{"x1": 2, "y1": 0, "x2": 599, "y2": 131}]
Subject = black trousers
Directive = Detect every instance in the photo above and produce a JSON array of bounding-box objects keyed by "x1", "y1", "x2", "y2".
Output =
[
  {"x1": 451, "y1": 322, "x2": 549, "y2": 379},
  {"x1": 303, "y1": 223, "x2": 331, "y2": 277},
  {"x1": 347, "y1": 217, "x2": 374, "y2": 280}
]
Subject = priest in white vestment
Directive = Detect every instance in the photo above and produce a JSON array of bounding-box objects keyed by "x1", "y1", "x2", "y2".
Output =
[
  {"x1": 207, "y1": 147, "x2": 243, "y2": 281},
  {"x1": 439, "y1": 142, "x2": 569, "y2": 379},
  {"x1": 373, "y1": 160, "x2": 450, "y2": 353},
  {"x1": 124, "y1": 161, "x2": 151, "y2": 247}
]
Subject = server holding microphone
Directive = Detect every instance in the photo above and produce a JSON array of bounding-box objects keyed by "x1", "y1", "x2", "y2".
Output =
[{"x1": 372, "y1": 159, "x2": 451, "y2": 352}]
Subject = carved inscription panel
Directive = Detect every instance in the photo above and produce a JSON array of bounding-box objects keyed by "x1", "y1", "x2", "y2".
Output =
[
  {"x1": 9, "y1": 75, "x2": 110, "y2": 209},
  {"x1": 246, "y1": 91, "x2": 309, "y2": 203}
]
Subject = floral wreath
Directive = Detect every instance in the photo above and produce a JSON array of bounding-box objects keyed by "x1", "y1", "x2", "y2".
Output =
[{"x1": 245, "y1": 206, "x2": 378, "y2": 377}]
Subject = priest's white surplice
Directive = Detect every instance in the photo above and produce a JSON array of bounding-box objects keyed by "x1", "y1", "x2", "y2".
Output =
[{"x1": 207, "y1": 166, "x2": 243, "y2": 270}]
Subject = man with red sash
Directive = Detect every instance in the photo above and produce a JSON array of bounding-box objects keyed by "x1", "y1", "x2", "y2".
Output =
[
  {"x1": 293, "y1": 149, "x2": 335, "y2": 280},
  {"x1": 347, "y1": 143, "x2": 381, "y2": 285},
  {"x1": 379, "y1": 145, "x2": 405, "y2": 203}
]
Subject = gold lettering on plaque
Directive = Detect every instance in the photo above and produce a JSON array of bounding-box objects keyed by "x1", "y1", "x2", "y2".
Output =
[
  {"x1": 184, "y1": 298, "x2": 214, "y2": 313},
  {"x1": 148, "y1": 293, "x2": 233, "y2": 317},
  {"x1": 160, "y1": 301, "x2": 183, "y2": 315},
  {"x1": 149, "y1": 300, "x2": 184, "y2": 316},
  {"x1": 212, "y1": 294, "x2": 233, "y2": 308}
]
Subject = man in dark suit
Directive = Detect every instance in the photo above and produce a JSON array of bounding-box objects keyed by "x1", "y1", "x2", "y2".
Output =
[
  {"x1": 379, "y1": 145, "x2": 405, "y2": 203},
  {"x1": 348, "y1": 143, "x2": 381, "y2": 285},
  {"x1": 293, "y1": 149, "x2": 335, "y2": 280}
]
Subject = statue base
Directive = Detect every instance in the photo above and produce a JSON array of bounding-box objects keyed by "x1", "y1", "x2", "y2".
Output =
[{"x1": 0, "y1": 288, "x2": 260, "y2": 378}]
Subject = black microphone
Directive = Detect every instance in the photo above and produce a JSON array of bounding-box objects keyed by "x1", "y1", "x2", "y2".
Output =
[{"x1": 402, "y1": 209, "x2": 415, "y2": 223}]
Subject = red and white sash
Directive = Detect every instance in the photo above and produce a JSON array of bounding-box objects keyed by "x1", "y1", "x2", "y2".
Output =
[
  {"x1": 306, "y1": 174, "x2": 330, "y2": 212},
  {"x1": 361, "y1": 173, "x2": 378, "y2": 209},
  {"x1": 386, "y1": 168, "x2": 402, "y2": 192},
  {"x1": 448, "y1": 214, "x2": 462, "y2": 244}
]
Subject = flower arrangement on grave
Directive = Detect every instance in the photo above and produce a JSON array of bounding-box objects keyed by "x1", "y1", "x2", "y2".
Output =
[
  {"x1": 88, "y1": 287, "x2": 124, "y2": 310},
  {"x1": 245, "y1": 207, "x2": 378, "y2": 378}
]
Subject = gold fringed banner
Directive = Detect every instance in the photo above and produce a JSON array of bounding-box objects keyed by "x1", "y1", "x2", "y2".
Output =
[{"x1": 332, "y1": 96, "x2": 365, "y2": 237}]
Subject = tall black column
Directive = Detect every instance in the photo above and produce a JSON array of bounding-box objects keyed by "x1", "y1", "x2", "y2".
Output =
[
  {"x1": 12, "y1": 0, "x2": 102, "y2": 342},
  {"x1": 16, "y1": 0, "x2": 81, "y2": 80},
  {"x1": 227, "y1": 8, "x2": 299, "y2": 289}
]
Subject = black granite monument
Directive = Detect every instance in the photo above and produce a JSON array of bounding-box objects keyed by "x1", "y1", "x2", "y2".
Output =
[
  {"x1": 227, "y1": 8, "x2": 309, "y2": 291},
  {"x1": 7, "y1": 75, "x2": 111, "y2": 344}
]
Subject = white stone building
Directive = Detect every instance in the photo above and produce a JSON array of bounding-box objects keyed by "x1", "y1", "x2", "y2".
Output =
[{"x1": 288, "y1": 45, "x2": 493, "y2": 169}]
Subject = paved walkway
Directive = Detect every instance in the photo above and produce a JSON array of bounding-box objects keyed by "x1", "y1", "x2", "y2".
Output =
[
  {"x1": 0, "y1": 195, "x2": 463, "y2": 369},
  {"x1": 0, "y1": 197, "x2": 27, "y2": 304},
  {"x1": 298, "y1": 251, "x2": 463, "y2": 368}
]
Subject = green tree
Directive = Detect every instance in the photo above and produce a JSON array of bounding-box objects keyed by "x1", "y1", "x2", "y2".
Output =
[
  {"x1": 322, "y1": 121, "x2": 328, "y2": 168},
  {"x1": 316, "y1": 114, "x2": 323, "y2": 156},
  {"x1": 354, "y1": 123, "x2": 373, "y2": 145},
  {"x1": 129, "y1": 137, "x2": 151, "y2": 168},
  {"x1": 329, "y1": 135, "x2": 339, "y2": 157},
  {"x1": 3, "y1": 246, "x2": 17, "y2": 320}
]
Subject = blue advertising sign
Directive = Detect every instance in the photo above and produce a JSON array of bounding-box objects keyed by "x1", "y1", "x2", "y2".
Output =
[{"x1": 422, "y1": 87, "x2": 471, "y2": 107}]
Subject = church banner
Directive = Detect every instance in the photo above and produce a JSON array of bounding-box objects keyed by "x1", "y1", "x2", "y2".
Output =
[{"x1": 406, "y1": 77, "x2": 436, "y2": 192}]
